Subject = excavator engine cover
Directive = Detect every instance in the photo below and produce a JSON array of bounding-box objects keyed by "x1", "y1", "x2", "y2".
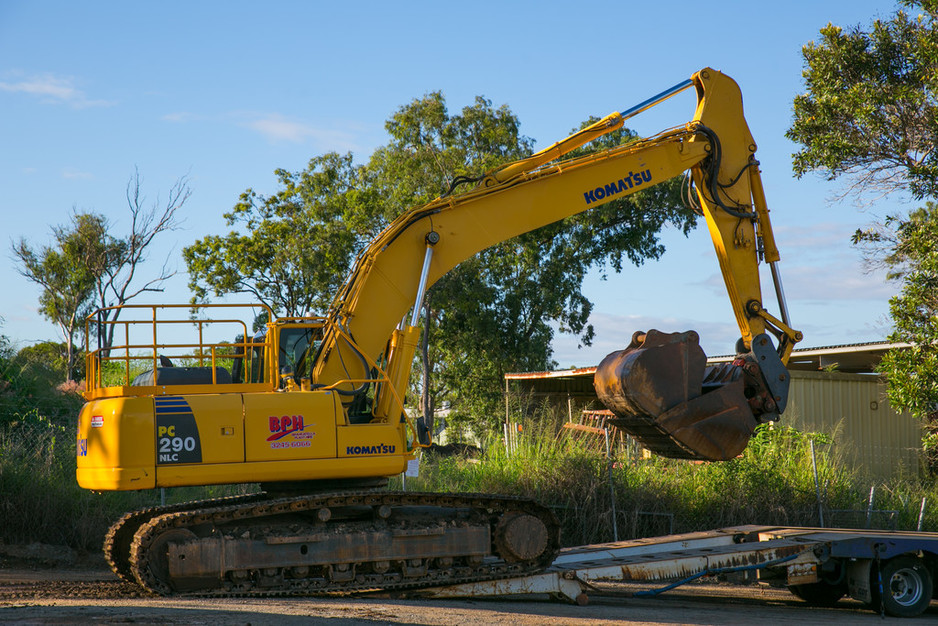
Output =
[{"x1": 594, "y1": 329, "x2": 759, "y2": 461}]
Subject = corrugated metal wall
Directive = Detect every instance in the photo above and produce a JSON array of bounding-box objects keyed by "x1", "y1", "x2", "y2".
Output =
[{"x1": 783, "y1": 371, "x2": 923, "y2": 480}]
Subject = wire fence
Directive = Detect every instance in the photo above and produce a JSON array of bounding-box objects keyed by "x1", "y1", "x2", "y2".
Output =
[
  {"x1": 590, "y1": 438, "x2": 934, "y2": 543},
  {"x1": 3, "y1": 353, "x2": 936, "y2": 551},
  {"x1": 544, "y1": 485, "x2": 932, "y2": 548},
  {"x1": 499, "y1": 412, "x2": 938, "y2": 546}
]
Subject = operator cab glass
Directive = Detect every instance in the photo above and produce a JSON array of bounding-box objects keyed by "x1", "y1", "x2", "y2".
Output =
[{"x1": 279, "y1": 326, "x2": 318, "y2": 379}]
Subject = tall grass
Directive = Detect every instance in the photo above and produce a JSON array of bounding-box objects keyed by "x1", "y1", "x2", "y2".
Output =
[
  {"x1": 401, "y1": 404, "x2": 938, "y2": 547},
  {"x1": 4, "y1": 397, "x2": 938, "y2": 553},
  {"x1": 0, "y1": 412, "x2": 253, "y2": 552}
]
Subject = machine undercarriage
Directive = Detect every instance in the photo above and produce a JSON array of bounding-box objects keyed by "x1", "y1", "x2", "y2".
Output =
[{"x1": 105, "y1": 490, "x2": 559, "y2": 596}]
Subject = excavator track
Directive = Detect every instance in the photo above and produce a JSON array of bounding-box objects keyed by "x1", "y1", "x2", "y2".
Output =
[
  {"x1": 123, "y1": 491, "x2": 560, "y2": 596},
  {"x1": 104, "y1": 492, "x2": 267, "y2": 583}
]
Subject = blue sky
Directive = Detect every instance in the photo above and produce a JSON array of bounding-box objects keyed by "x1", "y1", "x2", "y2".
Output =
[{"x1": 0, "y1": 0, "x2": 913, "y2": 367}]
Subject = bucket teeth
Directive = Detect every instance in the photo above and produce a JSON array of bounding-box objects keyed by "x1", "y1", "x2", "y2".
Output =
[{"x1": 594, "y1": 329, "x2": 759, "y2": 461}]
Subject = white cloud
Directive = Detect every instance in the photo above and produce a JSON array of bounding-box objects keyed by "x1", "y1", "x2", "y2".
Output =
[
  {"x1": 781, "y1": 262, "x2": 896, "y2": 302},
  {"x1": 773, "y1": 221, "x2": 858, "y2": 251},
  {"x1": 241, "y1": 113, "x2": 360, "y2": 151},
  {"x1": 160, "y1": 110, "x2": 365, "y2": 152},
  {"x1": 698, "y1": 265, "x2": 894, "y2": 303},
  {"x1": 793, "y1": 316, "x2": 893, "y2": 350},
  {"x1": 62, "y1": 167, "x2": 93, "y2": 180},
  {"x1": 0, "y1": 73, "x2": 111, "y2": 108},
  {"x1": 247, "y1": 115, "x2": 316, "y2": 143}
]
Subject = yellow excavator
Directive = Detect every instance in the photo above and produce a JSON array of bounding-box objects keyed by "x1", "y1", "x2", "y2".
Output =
[{"x1": 77, "y1": 68, "x2": 801, "y2": 595}]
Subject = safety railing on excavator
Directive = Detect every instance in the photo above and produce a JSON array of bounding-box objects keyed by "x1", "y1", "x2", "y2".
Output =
[{"x1": 83, "y1": 303, "x2": 275, "y2": 399}]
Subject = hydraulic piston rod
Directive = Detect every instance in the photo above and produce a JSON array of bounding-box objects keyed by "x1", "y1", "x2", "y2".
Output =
[
  {"x1": 620, "y1": 78, "x2": 694, "y2": 120},
  {"x1": 410, "y1": 231, "x2": 439, "y2": 327},
  {"x1": 769, "y1": 262, "x2": 791, "y2": 329}
]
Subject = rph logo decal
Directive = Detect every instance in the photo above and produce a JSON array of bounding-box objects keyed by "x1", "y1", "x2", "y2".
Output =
[{"x1": 267, "y1": 415, "x2": 315, "y2": 449}]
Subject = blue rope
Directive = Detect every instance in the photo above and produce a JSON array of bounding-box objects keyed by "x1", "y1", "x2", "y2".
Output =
[{"x1": 632, "y1": 553, "x2": 800, "y2": 597}]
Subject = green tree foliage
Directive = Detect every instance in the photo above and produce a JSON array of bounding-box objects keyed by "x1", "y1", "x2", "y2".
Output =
[
  {"x1": 11, "y1": 214, "x2": 112, "y2": 380},
  {"x1": 185, "y1": 93, "x2": 692, "y2": 433},
  {"x1": 854, "y1": 205, "x2": 938, "y2": 468},
  {"x1": 0, "y1": 338, "x2": 84, "y2": 427},
  {"x1": 787, "y1": 1, "x2": 938, "y2": 201},
  {"x1": 390, "y1": 109, "x2": 692, "y2": 434},
  {"x1": 373, "y1": 94, "x2": 539, "y2": 433},
  {"x1": 184, "y1": 153, "x2": 378, "y2": 316},
  {"x1": 790, "y1": 2, "x2": 938, "y2": 462},
  {"x1": 12, "y1": 171, "x2": 188, "y2": 377},
  {"x1": 856, "y1": 206, "x2": 938, "y2": 414},
  {"x1": 14, "y1": 341, "x2": 82, "y2": 384}
]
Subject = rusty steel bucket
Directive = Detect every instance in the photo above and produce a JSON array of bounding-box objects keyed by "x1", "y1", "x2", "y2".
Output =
[{"x1": 593, "y1": 329, "x2": 759, "y2": 461}]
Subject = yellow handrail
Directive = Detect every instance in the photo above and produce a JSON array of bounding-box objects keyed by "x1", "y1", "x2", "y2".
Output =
[{"x1": 84, "y1": 303, "x2": 274, "y2": 392}]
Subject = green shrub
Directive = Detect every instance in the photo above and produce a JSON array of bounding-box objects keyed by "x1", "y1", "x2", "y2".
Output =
[{"x1": 0, "y1": 413, "x2": 253, "y2": 552}]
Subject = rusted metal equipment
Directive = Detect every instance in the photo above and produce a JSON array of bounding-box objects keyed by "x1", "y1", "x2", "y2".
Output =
[
  {"x1": 594, "y1": 329, "x2": 787, "y2": 461},
  {"x1": 111, "y1": 491, "x2": 560, "y2": 596},
  {"x1": 413, "y1": 525, "x2": 938, "y2": 617}
]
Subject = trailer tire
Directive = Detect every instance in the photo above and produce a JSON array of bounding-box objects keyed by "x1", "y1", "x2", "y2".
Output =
[
  {"x1": 788, "y1": 580, "x2": 846, "y2": 606},
  {"x1": 872, "y1": 555, "x2": 933, "y2": 618}
]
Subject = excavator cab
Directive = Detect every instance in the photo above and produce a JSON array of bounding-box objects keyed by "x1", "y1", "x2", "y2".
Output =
[
  {"x1": 230, "y1": 329, "x2": 265, "y2": 384},
  {"x1": 229, "y1": 321, "x2": 325, "y2": 387}
]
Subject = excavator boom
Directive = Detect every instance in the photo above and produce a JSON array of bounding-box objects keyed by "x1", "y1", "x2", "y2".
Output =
[{"x1": 311, "y1": 67, "x2": 801, "y2": 460}]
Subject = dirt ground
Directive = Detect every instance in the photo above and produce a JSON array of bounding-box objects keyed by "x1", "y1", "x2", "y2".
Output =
[{"x1": 0, "y1": 548, "x2": 936, "y2": 625}]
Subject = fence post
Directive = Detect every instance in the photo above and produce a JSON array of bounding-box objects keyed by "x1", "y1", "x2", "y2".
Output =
[
  {"x1": 866, "y1": 485, "x2": 876, "y2": 529},
  {"x1": 605, "y1": 427, "x2": 619, "y2": 542},
  {"x1": 504, "y1": 379, "x2": 509, "y2": 427},
  {"x1": 918, "y1": 497, "x2": 927, "y2": 531},
  {"x1": 810, "y1": 440, "x2": 824, "y2": 528}
]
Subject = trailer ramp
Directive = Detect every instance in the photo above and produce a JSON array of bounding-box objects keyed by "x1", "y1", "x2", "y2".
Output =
[
  {"x1": 413, "y1": 526, "x2": 814, "y2": 604},
  {"x1": 413, "y1": 525, "x2": 938, "y2": 616}
]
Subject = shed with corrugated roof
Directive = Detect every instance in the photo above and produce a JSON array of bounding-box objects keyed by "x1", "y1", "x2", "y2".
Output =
[{"x1": 504, "y1": 342, "x2": 923, "y2": 480}]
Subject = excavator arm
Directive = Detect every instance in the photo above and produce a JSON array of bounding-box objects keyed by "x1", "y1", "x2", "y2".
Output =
[{"x1": 310, "y1": 68, "x2": 801, "y2": 460}]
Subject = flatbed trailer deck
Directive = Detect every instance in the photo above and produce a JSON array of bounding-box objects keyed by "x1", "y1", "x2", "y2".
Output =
[{"x1": 415, "y1": 525, "x2": 938, "y2": 618}]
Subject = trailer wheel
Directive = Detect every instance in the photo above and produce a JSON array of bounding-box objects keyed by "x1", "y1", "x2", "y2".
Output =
[
  {"x1": 872, "y1": 555, "x2": 933, "y2": 618},
  {"x1": 788, "y1": 580, "x2": 846, "y2": 606}
]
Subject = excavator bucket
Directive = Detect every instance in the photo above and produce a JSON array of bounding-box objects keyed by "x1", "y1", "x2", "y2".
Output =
[{"x1": 594, "y1": 329, "x2": 765, "y2": 461}]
